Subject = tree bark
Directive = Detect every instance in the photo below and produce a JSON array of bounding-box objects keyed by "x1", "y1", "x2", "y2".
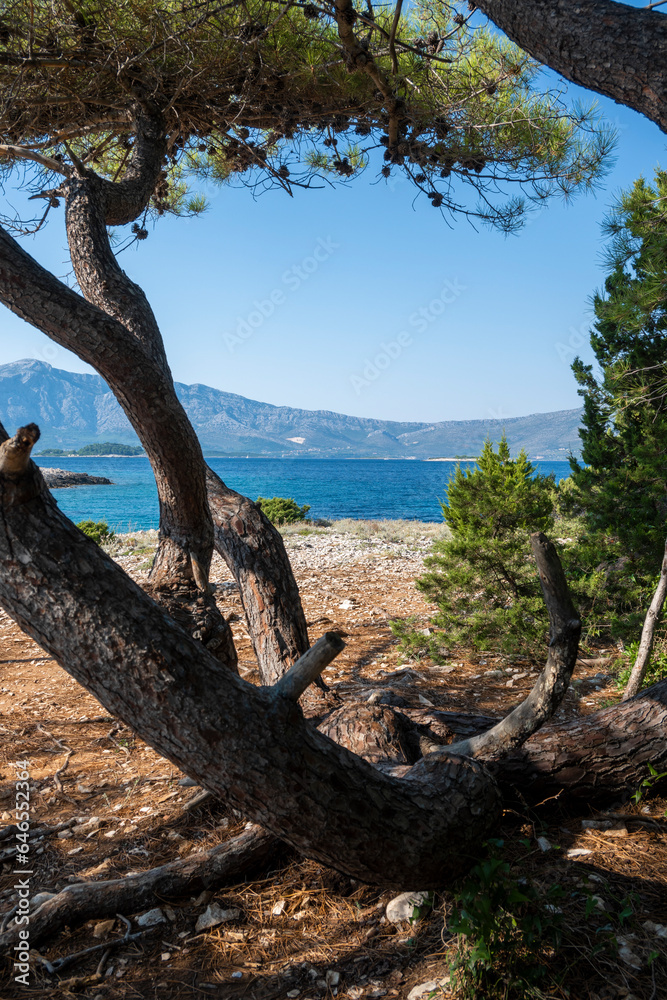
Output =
[
  {"x1": 0, "y1": 153, "x2": 310, "y2": 671},
  {"x1": 0, "y1": 434, "x2": 503, "y2": 888},
  {"x1": 623, "y1": 538, "x2": 667, "y2": 700},
  {"x1": 495, "y1": 678, "x2": 667, "y2": 801},
  {"x1": 474, "y1": 0, "x2": 667, "y2": 134},
  {"x1": 206, "y1": 469, "x2": 310, "y2": 683},
  {"x1": 404, "y1": 688, "x2": 667, "y2": 803}
]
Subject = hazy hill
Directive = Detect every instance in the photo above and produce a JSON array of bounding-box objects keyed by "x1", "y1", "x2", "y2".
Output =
[{"x1": 0, "y1": 359, "x2": 583, "y2": 459}]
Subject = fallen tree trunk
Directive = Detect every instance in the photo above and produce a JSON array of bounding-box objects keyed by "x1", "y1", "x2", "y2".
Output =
[
  {"x1": 496, "y1": 679, "x2": 667, "y2": 801},
  {"x1": 4, "y1": 684, "x2": 666, "y2": 950},
  {"x1": 405, "y1": 681, "x2": 667, "y2": 802}
]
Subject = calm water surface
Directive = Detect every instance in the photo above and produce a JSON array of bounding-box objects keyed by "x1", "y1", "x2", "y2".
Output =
[{"x1": 33, "y1": 457, "x2": 573, "y2": 532}]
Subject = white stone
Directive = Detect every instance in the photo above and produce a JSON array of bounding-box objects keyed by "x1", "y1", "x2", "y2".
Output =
[
  {"x1": 136, "y1": 907, "x2": 166, "y2": 927},
  {"x1": 618, "y1": 945, "x2": 642, "y2": 969},
  {"x1": 407, "y1": 982, "x2": 439, "y2": 1000},
  {"x1": 326, "y1": 971, "x2": 340, "y2": 987},
  {"x1": 195, "y1": 903, "x2": 241, "y2": 932},
  {"x1": 272, "y1": 899, "x2": 286, "y2": 916},
  {"x1": 536, "y1": 837, "x2": 552, "y2": 852},
  {"x1": 386, "y1": 890, "x2": 431, "y2": 924},
  {"x1": 643, "y1": 920, "x2": 667, "y2": 939}
]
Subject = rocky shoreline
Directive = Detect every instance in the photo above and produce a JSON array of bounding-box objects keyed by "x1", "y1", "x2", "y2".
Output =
[{"x1": 41, "y1": 467, "x2": 113, "y2": 488}]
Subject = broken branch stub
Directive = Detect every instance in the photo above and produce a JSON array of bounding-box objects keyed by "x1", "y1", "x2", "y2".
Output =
[
  {"x1": 272, "y1": 632, "x2": 345, "y2": 701},
  {"x1": 0, "y1": 423, "x2": 40, "y2": 475}
]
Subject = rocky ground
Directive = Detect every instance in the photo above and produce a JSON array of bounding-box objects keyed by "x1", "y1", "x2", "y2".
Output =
[{"x1": 0, "y1": 520, "x2": 666, "y2": 1000}]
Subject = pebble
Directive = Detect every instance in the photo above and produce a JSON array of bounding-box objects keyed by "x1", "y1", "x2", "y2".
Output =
[
  {"x1": 93, "y1": 919, "x2": 115, "y2": 939},
  {"x1": 136, "y1": 907, "x2": 166, "y2": 927}
]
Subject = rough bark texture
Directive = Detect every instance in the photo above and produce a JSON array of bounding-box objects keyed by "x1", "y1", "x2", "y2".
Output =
[
  {"x1": 0, "y1": 826, "x2": 279, "y2": 950},
  {"x1": 144, "y1": 582, "x2": 238, "y2": 674},
  {"x1": 0, "y1": 221, "x2": 213, "y2": 589},
  {"x1": 406, "y1": 688, "x2": 667, "y2": 803},
  {"x1": 496, "y1": 679, "x2": 667, "y2": 801},
  {"x1": 624, "y1": 539, "x2": 667, "y2": 700},
  {"x1": 207, "y1": 468, "x2": 310, "y2": 682},
  {"x1": 446, "y1": 532, "x2": 581, "y2": 759},
  {"x1": 475, "y1": 0, "x2": 667, "y2": 133},
  {"x1": 0, "y1": 441, "x2": 503, "y2": 888}
]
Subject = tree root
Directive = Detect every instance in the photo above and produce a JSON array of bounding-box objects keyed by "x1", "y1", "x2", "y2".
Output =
[{"x1": 0, "y1": 825, "x2": 279, "y2": 950}]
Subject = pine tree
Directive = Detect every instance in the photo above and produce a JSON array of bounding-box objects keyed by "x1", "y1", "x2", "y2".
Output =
[
  {"x1": 568, "y1": 169, "x2": 667, "y2": 573},
  {"x1": 393, "y1": 438, "x2": 556, "y2": 660}
]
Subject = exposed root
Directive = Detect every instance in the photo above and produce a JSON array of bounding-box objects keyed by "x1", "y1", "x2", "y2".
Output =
[{"x1": 0, "y1": 825, "x2": 279, "y2": 950}]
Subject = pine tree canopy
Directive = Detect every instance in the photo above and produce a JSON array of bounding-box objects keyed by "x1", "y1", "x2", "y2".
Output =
[{"x1": 0, "y1": 0, "x2": 614, "y2": 232}]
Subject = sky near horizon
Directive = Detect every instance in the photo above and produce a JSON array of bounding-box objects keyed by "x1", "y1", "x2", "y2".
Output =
[{"x1": 1, "y1": 12, "x2": 665, "y2": 424}]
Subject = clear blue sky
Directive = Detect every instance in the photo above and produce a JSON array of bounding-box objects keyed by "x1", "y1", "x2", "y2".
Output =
[{"x1": 1, "y1": 20, "x2": 665, "y2": 424}]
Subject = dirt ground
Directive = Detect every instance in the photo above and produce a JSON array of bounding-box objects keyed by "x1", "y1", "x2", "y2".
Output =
[{"x1": 0, "y1": 522, "x2": 666, "y2": 1000}]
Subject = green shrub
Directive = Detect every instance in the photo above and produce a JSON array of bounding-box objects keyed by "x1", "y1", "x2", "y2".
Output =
[
  {"x1": 448, "y1": 839, "x2": 563, "y2": 1000},
  {"x1": 76, "y1": 519, "x2": 115, "y2": 545},
  {"x1": 256, "y1": 496, "x2": 311, "y2": 525},
  {"x1": 614, "y1": 637, "x2": 667, "y2": 691},
  {"x1": 393, "y1": 438, "x2": 557, "y2": 661}
]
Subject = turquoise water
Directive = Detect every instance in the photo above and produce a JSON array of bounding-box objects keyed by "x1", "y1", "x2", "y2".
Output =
[{"x1": 33, "y1": 457, "x2": 573, "y2": 531}]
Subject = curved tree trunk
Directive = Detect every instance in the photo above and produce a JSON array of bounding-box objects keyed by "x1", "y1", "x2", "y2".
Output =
[
  {"x1": 207, "y1": 469, "x2": 310, "y2": 683},
  {"x1": 0, "y1": 105, "x2": 310, "y2": 677},
  {"x1": 0, "y1": 432, "x2": 503, "y2": 888},
  {"x1": 474, "y1": 0, "x2": 667, "y2": 134}
]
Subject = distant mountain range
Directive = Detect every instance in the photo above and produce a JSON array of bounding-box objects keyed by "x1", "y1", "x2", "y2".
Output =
[{"x1": 0, "y1": 359, "x2": 583, "y2": 459}]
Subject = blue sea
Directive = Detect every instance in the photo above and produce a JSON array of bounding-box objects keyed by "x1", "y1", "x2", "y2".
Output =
[{"x1": 32, "y1": 457, "x2": 573, "y2": 532}]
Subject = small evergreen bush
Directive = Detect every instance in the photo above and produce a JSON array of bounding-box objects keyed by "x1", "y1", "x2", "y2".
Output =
[
  {"x1": 256, "y1": 496, "x2": 311, "y2": 525},
  {"x1": 393, "y1": 438, "x2": 556, "y2": 660},
  {"x1": 76, "y1": 519, "x2": 115, "y2": 545}
]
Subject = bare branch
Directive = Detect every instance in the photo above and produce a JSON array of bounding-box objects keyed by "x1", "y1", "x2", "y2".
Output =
[
  {"x1": 0, "y1": 143, "x2": 70, "y2": 176},
  {"x1": 442, "y1": 532, "x2": 581, "y2": 760},
  {"x1": 0, "y1": 423, "x2": 40, "y2": 476}
]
